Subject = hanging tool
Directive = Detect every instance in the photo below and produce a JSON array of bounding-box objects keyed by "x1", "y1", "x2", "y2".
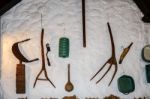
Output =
[
  {"x1": 33, "y1": 14, "x2": 56, "y2": 88},
  {"x1": 65, "y1": 64, "x2": 74, "y2": 92},
  {"x1": 90, "y1": 22, "x2": 118, "y2": 86},
  {"x1": 12, "y1": 39, "x2": 39, "y2": 63},
  {"x1": 12, "y1": 39, "x2": 39, "y2": 94},
  {"x1": 82, "y1": 0, "x2": 86, "y2": 47},
  {"x1": 46, "y1": 43, "x2": 51, "y2": 66},
  {"x1": 119, "y1": 42, "x2": 133, "y2": 64}
]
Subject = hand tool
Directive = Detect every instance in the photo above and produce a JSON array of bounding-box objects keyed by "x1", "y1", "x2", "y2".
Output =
[
  {"x1": 33, "y1": 14, "x2": 56, "y2": 88},
  {"x1": 12, "y1": 39, "x2": 39, "y2": 94},
  {"x1": 90, "y1": 22, "x2": 118, "y2": 86},
  {"x1": 119, "y1": 42, "x2": 133, "y2": 64},
  {"x1": 46, "y1": 43, "x2": 51, "y2": 66},
  {"x1": 65, "y1": 64, "x2": 74, "y2": 92}
]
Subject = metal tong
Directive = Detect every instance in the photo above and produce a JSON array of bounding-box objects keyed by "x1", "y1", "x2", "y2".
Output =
[
  {"x1": 46, "y1": 43, "x2": 51, "y2": 66},
  {"x1": 90, "y1": 22, "x2": 118, "y2": 86}
]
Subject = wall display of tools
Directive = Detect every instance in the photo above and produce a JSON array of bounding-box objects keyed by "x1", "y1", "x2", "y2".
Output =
[
  {"x1": 90, "y1": 22, "x2": 118, "y2": 86},
  {"x1": 12, "y1": 39, "x2": 39, "y2": 94},
  {"x1": 119, "y1": 42, "x2": 133, "y2": 64},
  {"x1": 59, "y1": 37, "x2": 70, "y2": 58},
  {"x1": 65, "y1": 64, "x2": 74, "y2": 92},
  {"x1": 1, "y1": 0, "x2": 150, "y2": 98},
  {"x1": 117, "y1": 75, "x2": 135, "y2": 95}
]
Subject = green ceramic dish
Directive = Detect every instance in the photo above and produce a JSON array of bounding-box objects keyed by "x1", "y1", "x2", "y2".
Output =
[
  {"x1": 146, "y1": 64, "x2": 150, "y2": 83},
  {"x1": 118, "y1": 75, "x2": 135, "y2": 95}
]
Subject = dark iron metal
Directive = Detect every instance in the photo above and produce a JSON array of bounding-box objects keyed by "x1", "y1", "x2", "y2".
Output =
[
  {"x1": 46, "y1": 43, "x2": 51, "y2": 66},
  {"x1": 12, "y1": 39, "x2": 39, "y2": 63}
]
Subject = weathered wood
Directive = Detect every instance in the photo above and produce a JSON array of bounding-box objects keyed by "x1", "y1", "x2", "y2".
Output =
[
  {"x1": 90, "y1": 22, "x2": 118, "y2": 86},
  {"x1": 16, "y1": 64, "x2": 25, "y2": 94},
  {"x1": 33, "y1": 29, "x2": 55, "y2": 88},
  {"x1": 63, "y1": 95, "x2": 77, "y2": 99},
  {"x1": 82, "y1": 0, "x2": 86, "y2": 47},
  {"x1": 65, "y1": 64, "x2": 74, "y2": 92},
  {"x1": 119, "y1": 42, "x2": 133, "y2": 64}
]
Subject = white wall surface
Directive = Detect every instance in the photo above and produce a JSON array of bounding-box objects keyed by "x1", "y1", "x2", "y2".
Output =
[{"x1": 0, "y1": 0, "x2": 150, "y2": 99}]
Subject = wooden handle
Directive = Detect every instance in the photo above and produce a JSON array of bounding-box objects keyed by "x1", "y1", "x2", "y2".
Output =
[
  {"x1": 68, "y1": 64, "x2": 70, "y2": 82},
  {"x1": 82, "y1": 0, "x2": 86, "y2": 47}
]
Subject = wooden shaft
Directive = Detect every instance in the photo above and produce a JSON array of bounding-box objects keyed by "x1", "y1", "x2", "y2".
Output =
[
  {"x1": 82, "y1": 0, "x2": 86, "y2": 47},
  {"x1": 41, "y1": 28, "x2": 46, "y2": 69},
  {"x1": 68, "y1": 64, "x2": 70, "y2": 82},
  {"x1": 107, "y1": 22, "x2": 115, "y2": 57}
]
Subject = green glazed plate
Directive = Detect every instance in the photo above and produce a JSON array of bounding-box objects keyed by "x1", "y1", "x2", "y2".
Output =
[{"x1": 118, "y1": 75, "x2": 135, "y2": 95}]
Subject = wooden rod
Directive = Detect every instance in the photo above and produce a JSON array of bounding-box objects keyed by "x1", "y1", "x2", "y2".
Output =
[{"x1": 82, "y1": 0, "x2": 86, "y2": 47}]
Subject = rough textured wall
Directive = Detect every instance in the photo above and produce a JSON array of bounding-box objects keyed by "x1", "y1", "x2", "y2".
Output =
[{"x1": 0, "y1": 0, "x2": 150, "y2": 99}]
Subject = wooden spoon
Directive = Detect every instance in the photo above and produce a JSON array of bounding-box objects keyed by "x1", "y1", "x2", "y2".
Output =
[{"x1": 65, "y1": 64, "x2": 74, "y2": 92}]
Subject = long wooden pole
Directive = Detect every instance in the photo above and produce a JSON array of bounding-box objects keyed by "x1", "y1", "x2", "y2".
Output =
[{"x1": 82, "y1": 0, "x2": 86, "y2": 47}]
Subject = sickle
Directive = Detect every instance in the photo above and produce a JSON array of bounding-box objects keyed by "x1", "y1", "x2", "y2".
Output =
[{"x1": 12, "y1": 38, "x2": 39, "y2": 63}]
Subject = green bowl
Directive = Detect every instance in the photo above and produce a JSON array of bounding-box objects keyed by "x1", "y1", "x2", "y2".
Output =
[
  {"x1": 118, "y1": 75, "x2": 135, "y2": 95},
  {"x1": 146, "y1": 64, "x2": 150, "y2": 83}
]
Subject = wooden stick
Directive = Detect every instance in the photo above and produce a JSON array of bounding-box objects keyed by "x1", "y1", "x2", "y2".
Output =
[
  {"x1": 82, "y1": 0, "x2": 86, "y2": 47},
  {"x1": 33, "y1": 29, "x2": 55, "y2": 88}
]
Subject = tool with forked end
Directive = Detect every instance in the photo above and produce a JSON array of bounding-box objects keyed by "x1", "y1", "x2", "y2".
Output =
[
  {"x1": 90, "y1": 22, "x2": 118, "y2": 86},
  {"x1": 33, "y1": 14, "x2": 55, "y2": 88}
]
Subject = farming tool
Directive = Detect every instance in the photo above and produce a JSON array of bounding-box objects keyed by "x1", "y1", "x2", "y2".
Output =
[
  {"x1": 90, "y1": 22, "x2": 118, "y2": 86},
  {"x1": 12, "y1": 39, "x2": 39, "y2": 93},
  {"x1": 119, "y1": 42, "x2": 133, "y2": 64},
  {"x1": 33, "y1": 14, "x2": 55, "y2": 88},
  {"x1": 33, "y1": 28, "x2": 56, "y2": 88}
]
